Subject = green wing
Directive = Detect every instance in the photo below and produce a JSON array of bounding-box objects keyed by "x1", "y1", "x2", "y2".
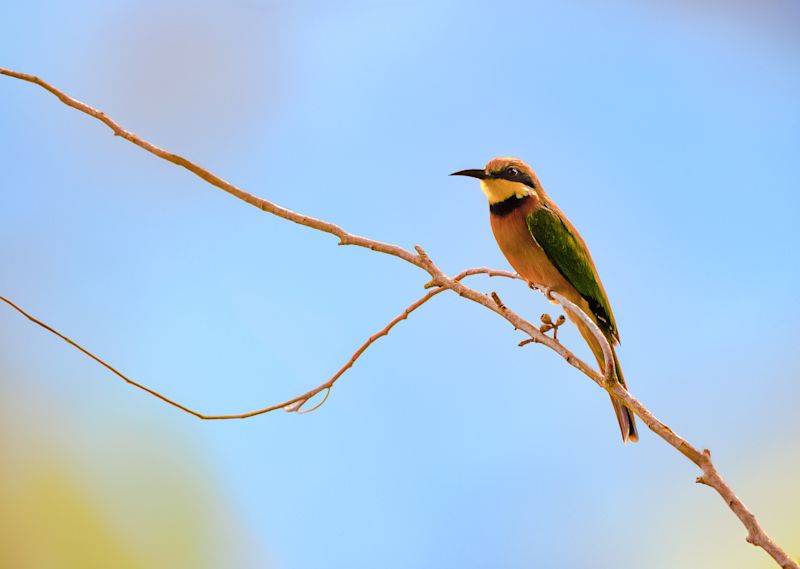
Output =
[{"x1": 526, "y1": 206, "x2": 619, "y2": 342}]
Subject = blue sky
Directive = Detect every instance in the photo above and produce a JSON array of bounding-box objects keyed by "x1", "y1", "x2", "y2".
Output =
[{"x1": 1, "y1": 1, "x2": 798, "y2": 567}]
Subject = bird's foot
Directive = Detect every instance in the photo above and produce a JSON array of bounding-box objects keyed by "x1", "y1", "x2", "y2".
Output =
[{"x1": 540, "y1": 313, "x2": 566, "y2": 340}]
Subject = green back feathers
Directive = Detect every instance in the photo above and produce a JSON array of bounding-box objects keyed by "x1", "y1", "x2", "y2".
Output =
[{"x1": 526, "y1": 207, "x2": 619, "y2": 343}]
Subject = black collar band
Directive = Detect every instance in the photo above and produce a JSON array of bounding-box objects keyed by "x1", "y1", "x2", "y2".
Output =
[{"x1": 490, "y1": 194, "x2": 530, "y2": 216}]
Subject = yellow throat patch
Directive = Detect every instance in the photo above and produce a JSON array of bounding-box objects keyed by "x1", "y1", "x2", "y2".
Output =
[{"x1": 479, "y1": 178, "x2": 534, "y2": 204}]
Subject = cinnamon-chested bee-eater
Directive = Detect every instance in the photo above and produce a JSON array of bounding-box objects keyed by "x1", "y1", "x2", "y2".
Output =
[{"x1": 451, "y1": 157, "x2": 638, "y2": 442}]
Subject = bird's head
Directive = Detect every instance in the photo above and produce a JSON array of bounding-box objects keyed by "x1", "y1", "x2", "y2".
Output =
[{"x1": 450, "y1": 157, "x2": 540, "y2": 204}]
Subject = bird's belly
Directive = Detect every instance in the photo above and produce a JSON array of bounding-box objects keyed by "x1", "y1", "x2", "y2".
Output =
[{"x1": 490, "y1": 210, "x2": 572, "y2": 293}]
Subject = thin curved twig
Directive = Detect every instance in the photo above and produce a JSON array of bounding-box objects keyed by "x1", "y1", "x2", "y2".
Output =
[
  {"x1": 0, "y1": 289, "x2": 439, "y2": 419},
  {"x1": 551, "y1": 291, "x2": 615, "y2": 382},
  {"x1": 0, "y1": 67, "x2": 796, "y2": 569},
  {"x1": 0, "y1": 268, "x2": 498, "y2": 420}
]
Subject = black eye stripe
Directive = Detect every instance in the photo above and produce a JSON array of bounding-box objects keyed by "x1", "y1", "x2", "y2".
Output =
[{"x1": 491, "y1": 169, "x2": 536, "y2": 188}]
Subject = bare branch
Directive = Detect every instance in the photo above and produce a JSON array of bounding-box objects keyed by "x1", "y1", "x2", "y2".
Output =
[
  {"x1": 0, "y1": 68, "x2": 423, "y2": 269},
  {"x1": 549, "y1": 292, "x2": 798, "y2": 569},
  {"x1": 0, "y1": 267, "x2": 492, "y2": 420},
  {"x1": 0, "y1": 289, "x2": 440, "y2": 419},
  {"x1": 1, "y1": 67, "x2": 796, "y2": 569}
]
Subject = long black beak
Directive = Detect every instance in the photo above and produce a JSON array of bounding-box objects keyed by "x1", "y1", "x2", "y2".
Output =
[{"x1": 449, "y1": 168, "x2": 487, "y2": 179}]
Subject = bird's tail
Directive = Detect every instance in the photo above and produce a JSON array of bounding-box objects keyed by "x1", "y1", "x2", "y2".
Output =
[
  {"x1": 609, "y1": 348, "x2": 638, "y2": 443},
  {"x1": 573, "y1": 317, "x2": 638, "y2": 443}
]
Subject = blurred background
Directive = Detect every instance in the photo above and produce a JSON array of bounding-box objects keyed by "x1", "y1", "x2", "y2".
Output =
[{"x1": 1, "y1": 1, "x2": 798, "y2": 567}]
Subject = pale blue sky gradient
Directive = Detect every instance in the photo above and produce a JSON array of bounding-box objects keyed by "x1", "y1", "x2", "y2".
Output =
[{"x1": 2, "y1": 1, "x2": 799, "y2": 567}]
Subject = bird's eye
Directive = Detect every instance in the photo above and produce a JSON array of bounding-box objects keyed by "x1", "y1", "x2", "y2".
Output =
[{"x1": 506, "y1": 167, "x2": 520, "y2": 178}]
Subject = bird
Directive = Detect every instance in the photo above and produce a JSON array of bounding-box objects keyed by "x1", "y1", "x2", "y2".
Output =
[{"x1": 451, "y1": 157, "x2": 638, "y2": 443}]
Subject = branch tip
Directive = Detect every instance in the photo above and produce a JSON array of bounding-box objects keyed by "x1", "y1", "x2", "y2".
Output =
[{"x1": 490, "y1": 291, "x2": 506, "y2": 310}]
